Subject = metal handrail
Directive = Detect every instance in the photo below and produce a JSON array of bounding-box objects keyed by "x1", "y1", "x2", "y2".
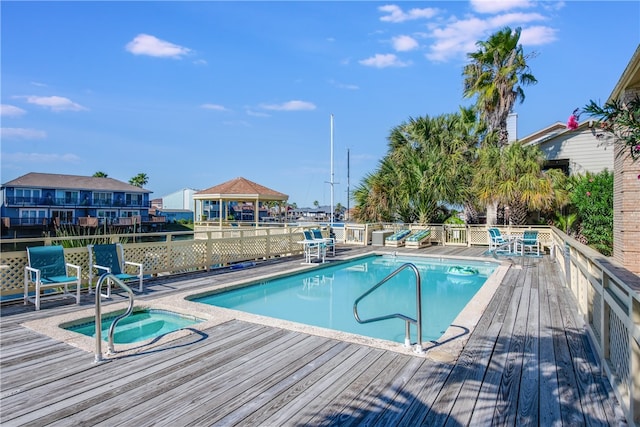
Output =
[
  {"x1": 353, "y1": 263, "x2": 424, "y2": 353},
  {"x1": 94, "y1": 273, "x2": 134, "y2": 364}
]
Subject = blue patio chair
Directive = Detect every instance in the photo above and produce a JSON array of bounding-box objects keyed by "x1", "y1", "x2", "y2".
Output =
[
  {"x1": 311, "y1": 228, "x2": 335, "y2": 256},
  {"x1": 88, "y1": 243, "x2": 144, "y2": 297},
  {"x1": 517, "y1": 230, "x2": 540, "y2": 256},
  {"x1": 405, "y1": 229, "x2": 432, "y2": 248},
  {"x1": 24, "y1": 245, "x2": 81, "y2": 310},
  {"x1": 385, "y1": 229, "x2": 412, "y2": 247},
  {"x1": 299, "y1": 230, "x2": 327, "y2": 264},
  {"x1": 488, "y1": 228, "x2": 514, "y2": 253}
]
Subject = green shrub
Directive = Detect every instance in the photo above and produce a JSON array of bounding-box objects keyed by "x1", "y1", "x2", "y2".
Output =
[{"x1": 570, "y1": 170, "x2": 613, "y2": 255}]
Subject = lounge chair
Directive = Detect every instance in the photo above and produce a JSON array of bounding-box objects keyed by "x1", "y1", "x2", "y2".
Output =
[
  {"x1": 488, "y1": 228, "x2": 515, "y2": 253},
  {"x1": 88, "y1": 243, "x2": 144, "y2": 297},
  {"x1": 311, "y1": 228, "x2": 335, "y2": 256},
  {"x1": 298, "y1": 230, "x2": 327, "y2": 264},
  {"x1": 405, "y1": 229, "x2": 432, "y2": 248},
  {"x1": 24, "y1": 245, "x2": 81, "y2": 310},
  {"x1": 516, "y1": 230, "x2": 540, "y2": 256},
  {"x1": 385, "y1": 229, "x2": 412, "y2": 247}
]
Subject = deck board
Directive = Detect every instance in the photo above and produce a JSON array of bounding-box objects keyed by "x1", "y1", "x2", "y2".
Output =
[{"x1": 0, "y1": 245, "x2": 626, "y2": 426}]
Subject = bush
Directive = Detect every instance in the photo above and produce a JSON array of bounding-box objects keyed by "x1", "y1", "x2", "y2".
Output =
[{"x1": 570, "y1": 170, "x2": 613, "y2": 255}]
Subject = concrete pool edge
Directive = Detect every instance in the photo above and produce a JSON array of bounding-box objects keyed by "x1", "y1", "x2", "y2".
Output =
[{"x1": 21, "y1": 251, "x2": 511, "y2": 361}]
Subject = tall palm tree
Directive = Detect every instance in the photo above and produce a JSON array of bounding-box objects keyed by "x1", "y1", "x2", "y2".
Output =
[
  {"x1": 463, "y1": 27, "x2": 537, "y2": 147},
  {"x1": 129, "y1": 173, "x2": 149, "y2": 188}
]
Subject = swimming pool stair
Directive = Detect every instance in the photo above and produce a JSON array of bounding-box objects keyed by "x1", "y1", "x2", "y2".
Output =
[
  {"x1": 353, "y1": 263, "x2": 424, "y2": 354},
  {"x1": 94, "y1": 273, "x2": 134, "y2": 364}
]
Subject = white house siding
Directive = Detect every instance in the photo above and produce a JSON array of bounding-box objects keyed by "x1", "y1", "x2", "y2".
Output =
[
  {"x1": 536, "y1": 127, "x2": 613, "y2": 176},
  {"x1": 162, "y1": 188, "x2": 197, "y2": 210}
]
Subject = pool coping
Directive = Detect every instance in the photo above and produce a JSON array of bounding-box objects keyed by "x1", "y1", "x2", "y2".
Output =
[{"x1": 21, "y1": 251, "x2": 511, "y2": 362}]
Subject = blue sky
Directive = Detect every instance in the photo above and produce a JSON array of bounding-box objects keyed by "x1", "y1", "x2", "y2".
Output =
[{"x1": 2, "y1": 1, "x2": 639, "y2": 209}]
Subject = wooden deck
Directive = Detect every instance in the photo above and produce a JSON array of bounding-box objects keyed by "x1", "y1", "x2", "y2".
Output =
[{"x1": 0, "y1": 245, "x2": 628, "y2": 426}]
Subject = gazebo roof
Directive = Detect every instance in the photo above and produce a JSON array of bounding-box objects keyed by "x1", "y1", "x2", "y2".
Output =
[{"x1": 194, "y1": 177, "x2": 288, "y2": 201}]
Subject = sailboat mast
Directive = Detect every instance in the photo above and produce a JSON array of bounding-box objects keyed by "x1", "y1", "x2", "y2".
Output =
[{"x1": 330, "y1": 114, "x2": 334, "y2": 227}]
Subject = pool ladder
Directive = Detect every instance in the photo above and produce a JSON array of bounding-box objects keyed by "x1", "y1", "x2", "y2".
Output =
[
  {"x1": 94, "y1": 273, "x2": 135, "y2": 364},
  {"x1": 353, "y1": 263, "x2": 424, "y2": 354}
]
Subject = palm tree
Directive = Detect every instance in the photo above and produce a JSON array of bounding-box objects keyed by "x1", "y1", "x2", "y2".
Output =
[
  {"x1": 463, "y1": 26, "x2": 537, "y2": 147},
  {"x1": 92, "y1": 171, "x2": 108, "y2": 177},
  {"x1": 352, "y1": 111, "x2": 480, "y2": 224},
  {"x1": 129, "y1": 173, "x2": 149, "y2": 188},
  {"x1": 472, "y1": 142, "x2": 563, "y2": 225}
]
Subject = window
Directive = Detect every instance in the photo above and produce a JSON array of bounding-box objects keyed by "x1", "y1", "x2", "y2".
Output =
[
  {"x1": 51, "y1": 209, "x2": 74, "y2": 224},
  {"x1": 120, "y1": 210, "x2": 140, "y2": 217},
  {"x1": 93, "y1": 192, "x2": 113, "y2": 206},
  {"x1": 56, "y1": 190, "x2": 79, "y2": 205},
  {"x1": 15, "y1": 188, "x2": 41, "y2": 204},
  {"x1": 19, "y1": 209, "x2": 46, "y2": 225},
  {"x1": 96, "y1": 209, "x2": 118, "y2": 219},
  {"x1": 125, "y1": 193, "x2": 143, "y2": 206}
]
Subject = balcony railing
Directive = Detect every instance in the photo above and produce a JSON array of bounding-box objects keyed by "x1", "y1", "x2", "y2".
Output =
[{"x1": 3, "y1": 196, "x2": 150, "y2": 209}]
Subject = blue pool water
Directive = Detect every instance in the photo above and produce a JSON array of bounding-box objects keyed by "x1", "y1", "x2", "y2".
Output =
[
  {"x1": 193, "y1": 255, "x2": 497, "y2": 343},
  {"x1": 65, "y1": 309, "x2": 203, "y2": 344}
]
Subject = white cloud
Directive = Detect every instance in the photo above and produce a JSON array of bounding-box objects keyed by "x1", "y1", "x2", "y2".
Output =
[
  {"x1": 1, "y1": 152, "x2": 80, "y2": 163},
  {"x1": 329, "y1": 80, "x2": 360, "y2": 90},
  {"x1": 392, "y1": 35, "x2": 419, "y2": 52},
  {"x1": 246, "y1": 110, "x2": 271, "y2": 117},
  {"x1": 425, "y1": 13, "x2": 553, "y2": 62},
  {"x1": 359, "y1": 53, "x2": 411, "y2": 68},
  {"x1": 521, "y1": 25, "x2": 558, "y2": 45},
  {"x1": 0, "y1": 104, "x2": 27, "y2": 117},
  {"x1": 18, "y1": 95, "x2": 87, "y2": 112},
  {"x1": 260, "y1": 100, "x2": 316, "y2": 111},
  {"x1": 125, "y1": 34, "x2": 191, "y2": 59},
  {"x1": 201, "y1": 103, "x2": 229, "y2": 111},
  {"x1": 1, "y1": 128, "x2": 47, "y2": 139},
  {"x1": 470, "y1": 0, "x2": 534, "y2": 14},
  {"x1": 379, "y1": 4, "x2": 439, "y2": 23}
]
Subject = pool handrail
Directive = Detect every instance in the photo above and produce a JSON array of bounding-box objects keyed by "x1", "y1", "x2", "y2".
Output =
[
  {"x1": 94, "y1": 273, "x2": 134, "y2": 364},
  {"x1": 353, "y1": 262, "x2": 424, "y2": 353}
]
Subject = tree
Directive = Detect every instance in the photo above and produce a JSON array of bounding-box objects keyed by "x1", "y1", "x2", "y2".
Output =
[
  {"x1": 583, "y1": 95, "x2": 640, "y2": 161},
  {"x1": 129, "y1": 173, "x2": 149, "y2": 188},
  {"x1": 472, "y1": 142, "x2": 565, "y2": 225},
  {"x1": 352, "y1": 111, "x2": 479, "y2": 224},
  {"x1": 93, "y1": 171, "x2": 108, "y2": 177},
  {"x1": 463, "y1": 26, "x2": 537, "y2": 147}
]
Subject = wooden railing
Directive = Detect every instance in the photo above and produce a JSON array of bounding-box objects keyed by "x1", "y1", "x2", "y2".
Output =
[{"x1": 550, "y1": 228, "x2": 640, "y2": 425}]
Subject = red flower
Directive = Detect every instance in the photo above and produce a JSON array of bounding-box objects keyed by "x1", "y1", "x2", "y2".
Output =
[
  {"x1": 567, "y1": 114, "x2": 579, "y2": 130},
  {"x1": 586, "y1": 191, "x2": 591, "y2": 197}
]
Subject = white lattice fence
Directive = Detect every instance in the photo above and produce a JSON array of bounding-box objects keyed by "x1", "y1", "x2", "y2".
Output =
[{"x1": 553, "y1": 226, "x2": 640, "y2": 425}]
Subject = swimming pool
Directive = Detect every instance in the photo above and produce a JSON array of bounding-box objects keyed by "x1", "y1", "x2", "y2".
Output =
[
  {"x1": 64, "y1": 309, "x2": 204, "y2": 344},
  {"x1": 192, "y1": 254, "x2": 498, "y2": 344}
]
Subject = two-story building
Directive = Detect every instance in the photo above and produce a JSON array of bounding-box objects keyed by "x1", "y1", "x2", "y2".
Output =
[{"x1": 1, "y1": 172, "x2": 152, "y2": 233}]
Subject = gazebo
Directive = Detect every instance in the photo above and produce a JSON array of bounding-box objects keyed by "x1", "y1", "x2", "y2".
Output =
[{"x1": 193, "y1": 177, "x2": 288, "y2": 227}]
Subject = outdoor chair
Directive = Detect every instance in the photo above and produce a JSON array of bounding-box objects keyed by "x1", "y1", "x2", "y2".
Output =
[
  {"x1": 311, "y1": 228, "x2": 335, "y2": 256},
  {"x1": 488, "y1": 228, "x2": 515, "y2": 253},
  {"x1": 24, "y1": 245, "x2": 81, "y2": 311},
  {"x1": 516, "y1": 230, "x2": 540, "y2": 256},
  {"x1": 299, "y1": 230, "x2": 327, "y2": 264},
  {"x1": 385, "y1": 229, "x2": 412, "y2": 247},
  {"x1": 88, "y1": 243, "x2": 144, "y2": 297},
  {"x1": 405, "y1": 229, "x2": 432, "y2": 248}
]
